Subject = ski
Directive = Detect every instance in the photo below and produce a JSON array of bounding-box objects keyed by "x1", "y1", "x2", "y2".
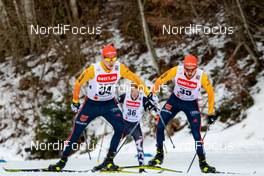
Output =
[
  {"x1": 4, "y1": 167, "x2": 142, "y2": 174},
  {"x1": 3, "y1": 167, "x2": 90, "y2": 173},
  {"x1": 100, "y1": 169, "x2": 139, "y2": 174},
  {"x1": 119, "y1": 165, "x2": 183, "y2": 173}
]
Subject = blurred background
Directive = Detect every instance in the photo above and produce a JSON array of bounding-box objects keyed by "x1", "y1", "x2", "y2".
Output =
[{"x1": 0, "y1": 0, "x2": 263, "y2": 161}]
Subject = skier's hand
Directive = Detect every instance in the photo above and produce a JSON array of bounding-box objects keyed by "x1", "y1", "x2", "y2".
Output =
[
  {"x1": 152, "y1": 108, "x2": 160, "y2": 124},
  {"x1": 71, "y1": 102, "x2": 80, "y2": 113},
  {"x1": 207, "y1": 115, "x2": 217, "y2": 125},
  {"x1": 145, "y1": 100, "x2": 155, "y2": 111},
  {"x1": 154, "y1": 115, "x2": 160, "y2": 124},
  {"x1": 147, "y1": 92, "x2": 159, "y2": 110}
]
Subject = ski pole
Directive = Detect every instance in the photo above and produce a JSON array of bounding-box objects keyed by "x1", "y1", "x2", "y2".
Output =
[
  {"x1": 115, "y1": 120, "x2": 141, "y2": 156},
  {"x1": 164, "y1": 142, "x2": 168, "y2": 154},
  {"x1": 97, "y1": 121, "x2": 107, "y2": 163},
  {"x1": 114, "y1": 111, "x2": 148, "y2": 157},
  {"x1": 186, "y1": 124, "x2": 211, "y2": 173},
  {"x1": 155, "y1": 107, "x2": 176, "y2": 149},
  {"x1": 82, "y1": 130, "x2": 92, "y2": 160},
  {"x1": 159, "y1": 113, "x2": 176, "y2": 148}
]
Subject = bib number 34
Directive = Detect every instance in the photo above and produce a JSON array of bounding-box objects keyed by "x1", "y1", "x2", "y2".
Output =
[{"x1": 99, "y1": 85, "x2": 112, "y2": 95}]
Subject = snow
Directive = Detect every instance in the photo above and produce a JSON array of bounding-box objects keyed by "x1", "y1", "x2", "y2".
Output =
[
  {"x1": 0, "y1": 148, "x2": 263, "y2": 175},
  {"x1": 1, "y1": 72, "x2": 264, "y2": 175},
  {"x1": 211, "y1": 72, "x2": 264, "y2": 145},
  {"x1": 1, "y1": 2, "x2": 264, "y2": 175},
  {"x1": 1, "y1": 55, "x2": 264, "y2": 176},
  {"x1": 214, "y1": 83, "x2": 233, "y2": 107}
]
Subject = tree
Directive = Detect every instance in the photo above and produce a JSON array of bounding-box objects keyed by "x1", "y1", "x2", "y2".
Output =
[
  {"x1": 23, "y1": 0, "x2": 37, "y2": 52},
  {"x1": 0, "y1": 0, "x2": 10, "y2": 27},
  {"x1": 137, "y1": 0, "x2": 160, "y2": 74},
  {"x1": 70, "y1": 0, "x2": 79, "y2": 24},
  {"x1": 235, "y1": 0, "x2": 261, "y2": 66}
]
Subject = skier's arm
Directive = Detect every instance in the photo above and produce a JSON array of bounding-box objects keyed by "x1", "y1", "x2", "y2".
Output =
[
  {"x1": 201, "y1": 72, "x2": 215, "y2": 115},
  {"x1": 118, "y1": 94, "x2": 126, "y2": 104},
  {"x1": 120, "y1": 63, "x2": 151, "y2": 96},
  {"x1": 72, "y1": 65, "x2": 94, "y2": 103},
  {"x1": 153, "y1": 66, "x2": 178, "y2": 94}
]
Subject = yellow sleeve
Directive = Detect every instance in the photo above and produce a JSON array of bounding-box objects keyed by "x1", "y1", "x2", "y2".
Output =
[
  {"x1": 201, "y1": 72, "x2": 215, "y2": 115},
  {"x1": 120, "y1": 63, "x2": 151, "y2": 96},
  {"x1": 153, "y1": 66, "x2": 178, "y2": 93},
  {"x1": 72, "y1": 65, "x2": 94, "y2": 103}
]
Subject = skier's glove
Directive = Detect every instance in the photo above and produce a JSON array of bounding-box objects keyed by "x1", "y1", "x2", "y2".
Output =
[
  {"x1": 145, "y1": 100, "x2": 155, "y2": 111},
  {"x1": 207, "y1": 115, "x2": 217, "y2": 125},
  {"x1": 147, "y1": 92, "x2": 159, "y2": 110},
  {"x1": 71, "y1": 102, "x2": 80, "y2": 113}
]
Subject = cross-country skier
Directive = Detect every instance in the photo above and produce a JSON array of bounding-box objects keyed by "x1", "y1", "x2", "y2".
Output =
[
  {"x1": 148, "y1": 55, "x2": 217, "y2": 173},
  {"x1": 48, "y1": 45, "x2": 157, "y2": 172},
  {"x1": 118, "y1": 84, "x2": 155, "y2": 173}
]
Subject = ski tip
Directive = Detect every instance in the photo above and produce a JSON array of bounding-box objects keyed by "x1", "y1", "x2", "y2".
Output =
[{"x1": 3, "y1": 168, "x2": 17, "y2": 172}]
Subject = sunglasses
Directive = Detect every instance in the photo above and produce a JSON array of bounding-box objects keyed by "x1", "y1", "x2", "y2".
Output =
[
  {"x1": 104, "y1": 57, "x2": 117, "y2": 62},
  {"x1": 185, "y1": 68, "x2": 196, "y2": 72},
  {"x1": 184, "y1": 67, "x2": 197, "y2": 74}
]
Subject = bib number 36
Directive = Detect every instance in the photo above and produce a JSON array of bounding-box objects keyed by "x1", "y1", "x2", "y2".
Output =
[{"x1": 127, "y1": 109, "x2": 136, "y2": 116}]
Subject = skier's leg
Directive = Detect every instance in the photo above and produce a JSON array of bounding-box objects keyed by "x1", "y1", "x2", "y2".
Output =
[
  {"x1": 92, "y1": 101, "x2": 124, "y2": 171},
  {"x1": 149, "y1": 94, "x2": 179, "y2": 166},
  {"x1": 63, "y1": 102, "x2": 97, "y2": 157},
  {"x1": 131, "y1": 124, "x2": 144, "y2": 166},
  {"x1": 184, "y1": 101, "x2": 216, "y2": 173},
  {"x1": 103, "y1": 104, "x2": 124, "y2": 154},
  {"x1": 48, "y1": 99, "x2": 97, "y2": 171},
  {"x1": 184, "y1": 107, "x2": 204, "y2": 157},
  {"x1": 156, "y1": 94, "x2": 179, "y2": 148}
]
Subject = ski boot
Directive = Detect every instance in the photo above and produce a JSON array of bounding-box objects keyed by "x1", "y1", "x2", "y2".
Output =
[
  {"x1": 48, "y1": 156, "x2": 68, "y2": 171},
  {"x1": 148, "y1": 148, "x2": 164, "y2": 166},
  {"x1": 139, "y1": 168, "x2": 146, "y2": 173},
  {"x1": 92, "y1": 151, "x2": 119, "y2": 172},
  {"x1": 138, "y1": 163, "x2": 146, "y2": 173},
  {"x1": 199, "y1": 157, "x2": 216, "y2": 173}
]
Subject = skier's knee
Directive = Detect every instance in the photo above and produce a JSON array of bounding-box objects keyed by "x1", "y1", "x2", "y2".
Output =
[{"x1": 193, "y1": 133, "x2": 202, "y2": 142}]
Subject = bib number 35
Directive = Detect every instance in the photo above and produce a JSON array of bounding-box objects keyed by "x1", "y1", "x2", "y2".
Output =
[{"x1": 179, "y1": 88, "x2": 192, "y2": 96}]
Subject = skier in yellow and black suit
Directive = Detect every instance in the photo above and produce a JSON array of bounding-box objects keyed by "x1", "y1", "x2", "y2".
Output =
[
  {"x1": 148, "y1": 55, "x2": 217, "y2": 173},
  {"x1": 48, "y1": 45, "x2": 158, "y2": 172}
]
